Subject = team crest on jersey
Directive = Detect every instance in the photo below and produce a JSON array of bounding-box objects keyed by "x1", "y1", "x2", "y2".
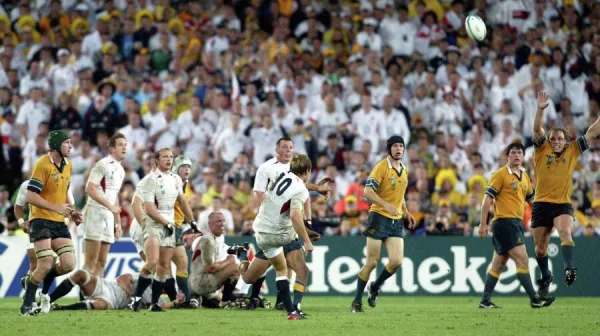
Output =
[
  {"x1": 390, "y1": 177, "x2": 397, "y2": 189},
  {"x1": 52, "y1": 172, "x2": 59, "y2": 182},
  {"x1": 159, "y1": 184, "x2": 166, "y2": 194},
  {"x1": 546, "y1": 156, "x2": 554, "y2": 165},
  {"x1": 512, "y1": 181, "x2": 518, "y2": 191}
]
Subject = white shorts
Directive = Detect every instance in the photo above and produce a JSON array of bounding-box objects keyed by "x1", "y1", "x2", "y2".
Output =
[
  {"x1": 83, "y1": 207, "x2": 115, "y2": 243},
  {"x1": 189, "y1": 273, "x2": 219, "y2": 297},
  {"x1": 142, "y1": 218, "x2": 175, "y2": 248},
  {"x1": 87, "y1": 278, "x2": 129, "y2": 309},
  {"x1": 254, "y1": 231, "x2": 295, "y2": 259},
  {"x1": 129, "y1": 220, "x2": 145, "y2": 254}
]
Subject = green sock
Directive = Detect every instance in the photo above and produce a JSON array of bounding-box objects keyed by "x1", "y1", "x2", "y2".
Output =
[
  {"x1": 561, "y1": 244, "x2": 574, "y2": 269},
  {"x1": 516, "y1": 269, "x2": 537, "y2": 301},
  {"x1": 536, "y1": 255, "x2": 551, "y2": 279},
  {"x1": 373, "y1": 265, "x2": 396, "y2": 289},
  {"x1": 353, "y1": 276, "x2": 368, "y2": 304},
  {"x1": 481, "y1": 271, "x2": 499, "y2": 302},
  {"x1": 292, "y1": 282, "x2": 306, "y2": 308}
]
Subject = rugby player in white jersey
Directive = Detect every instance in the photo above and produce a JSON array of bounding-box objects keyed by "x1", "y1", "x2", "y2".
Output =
[
  {"x1": 185, "y1": 212, "x2": 241, "y2": 307},
  {"x1": 129, "y1": 159, "x2": 157, "y2": 262},
  {"x1": 247, "y1": 137, "x2": 329, "y2": 314},
  {"x1": 48, "y1": 270, "x2": 183, "y2": 310},
  {"x1": 82, "y1": 133, "x2": 127, "y2": 277},
  {"x1": 129, "y1": 148, "x2": 196, "y2": 312},
  {"x1": 253, "y1": 154, "x2": 314, "y2": 320}
]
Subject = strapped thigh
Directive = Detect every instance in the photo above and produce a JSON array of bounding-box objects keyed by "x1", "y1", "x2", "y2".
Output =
[
  {"x1": 36, "y1": 248, "x2": 55, "y2": 259},
  {"x1": 57, "y1": 244, "x2": 75, "y2": 257}
]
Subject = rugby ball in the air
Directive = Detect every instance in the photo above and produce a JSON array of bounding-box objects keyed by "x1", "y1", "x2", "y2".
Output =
[{"x1": 465, "y1": 15, "x2": 487, "y2": 41}]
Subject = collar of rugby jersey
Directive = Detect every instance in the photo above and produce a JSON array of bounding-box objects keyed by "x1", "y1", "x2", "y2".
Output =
[
  {"x1": 506, "y1": 165, "x2": 525, "y2": 178},
  {"x1": 386, "y1": 156, "x2": 405, "y2": 176},
  {"x1": 48, "y1": 152, "x2": 70, "y2": 166}
]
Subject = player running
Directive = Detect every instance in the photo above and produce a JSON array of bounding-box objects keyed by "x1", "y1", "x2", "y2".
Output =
[
  {"x1": 20, "y1": 130, "x2": 84, "y2": 316},
  {"x1": 351, "y1": 135, "x2": 415, "y2": 313},
  {"x1": 82, "y1": 133, "x2": 127, "y2": 277},
  {"x1": 48, "y1": 270, "x2": 182, "y2": 310},
  {"x1": 253, "y1": 154, "x2": 314, "y2": 320},
  {"x1": 186, "y1": 212, "x2": 241, "y2": 306},
  {"x1": 532, "y1": 92, "x2": 600, "y2": 295},
  {"x1": 128, "y1": 148, "x2": 196, "y2": 312},
  {"x1": 478, "y1": 142, "x2": 555, "y2": 309},
  {"x1": 165, "y1": 155, "x2": 199, "y2": 308},
  {"x1": 250, "y1": 137, "x2": 330, "y2": 312}
]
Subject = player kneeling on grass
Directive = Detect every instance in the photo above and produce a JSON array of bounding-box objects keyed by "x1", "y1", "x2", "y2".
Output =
[
  {"x1": 185, "y1": 212, "x2": 241, "y2": 307},
  {"x1": 478, "y1": 142, "x2": 555, "y2": 309},
  {"x1": 48, "y1": 270, "x2": 183, "y2": 310}
]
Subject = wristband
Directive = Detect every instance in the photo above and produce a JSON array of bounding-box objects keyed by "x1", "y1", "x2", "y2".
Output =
[{"x1": 18, "y1": 218, "x2": 25, "y2": 226}]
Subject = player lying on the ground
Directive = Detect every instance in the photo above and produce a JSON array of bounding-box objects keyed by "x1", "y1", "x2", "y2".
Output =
[{"x1": 47, "y1": 270, "x2": 183, "y2": 310}]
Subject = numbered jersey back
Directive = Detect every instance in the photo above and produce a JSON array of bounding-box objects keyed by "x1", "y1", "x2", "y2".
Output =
[{"x1": 253, "y1": 172, "x2": 309, "y2": 234}]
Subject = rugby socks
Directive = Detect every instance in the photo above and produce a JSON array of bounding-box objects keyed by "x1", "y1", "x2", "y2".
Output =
[
  {"x1": 372, "y1": 264, "x2": 397, "y2": 290},
  {"x1": 536, "y1": 254, "x2": 551, "y2": 279},
  {"x1": 42, "y1": 265, "x2": 61, "y2": 294},
  {"x1": 164, "y1": 277, "x2": 177, "y2": 301},
  {"x1": 481, "y1": 270, "x2": 499, "y2": 302},
  {"x1": 561, "y1": 241, "x2": 575, "y2": 269},
  {"x1": 251, "y1": 276, "x2": 266, "y2": 299},
  {"x1": 133, "y1": 274, "x2": 153, "y2": 297},
  {"x1": 176, "y1": 272, "x2": 191, "y2": 302},
  {"x1": 23, "y1": 279, "x2": 41, "y2": 307},
  {"x1": 353, "y1": 269, "x2": 370, "y2": 303},
  {"x1": 275, "y1": 276, "x2": 294, "y2": 313},
  {"x1": 222, "y1": 279, "x2": 235, "y2": 302},
  {"x1": 59, "y1": 301, "x2": 92, "y2": 310},
  {"x1": 292, "y1": 281, "x2": 306, "y2": 308},
  {"x1": 151, "y1": 279, "x2": 164, "y2": 304},
  {"x1": 516, "y1": 268, "x2": 537, "y2": 301},
  {"x1": 50, "y1": 277, "x2": 76, "y2": 302}
]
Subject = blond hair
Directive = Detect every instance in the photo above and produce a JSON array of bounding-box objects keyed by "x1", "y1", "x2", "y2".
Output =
[{"x1": 290, "y1": 154, "x2": 312, "y2": 176}]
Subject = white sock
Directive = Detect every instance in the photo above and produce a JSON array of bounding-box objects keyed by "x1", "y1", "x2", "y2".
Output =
[{"x1": 234, "y1": 278, "x2": 251, "y2": 294}]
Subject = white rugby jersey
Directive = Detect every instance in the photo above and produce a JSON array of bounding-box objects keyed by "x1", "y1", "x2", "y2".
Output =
[
  {"x1": 190, "y1": 235, "x2": 220, "y2": 275},
  {"x1": 138, "y1": 170, "x2": 183, "y2": 222},
  {"x1": 15, "y1": 180, "x2": 29, "y2": 207},
  {"x1": 253, "y1": 157, "x2": 290, "y2": 193},
  {"x1": 86, "y1": 156, "x2": 125, "y2": 208},
  {"x1": 253, "y1": 172, "x2": 309, "y2": 235}
]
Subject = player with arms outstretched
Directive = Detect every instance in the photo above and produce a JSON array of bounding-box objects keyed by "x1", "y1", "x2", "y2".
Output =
[
  {"x1": 478, "y1": 142, "x2": 555, "y2": 308},
  {"x1": 351, "y1": 136, "x2": 415, "y2": 313},
  {"x1": 253, "y1": 154, "x2": 314, "y2": 320},
  {"x1": 532, "y1": 92, "x2": 600, "y2": 296},
  {"x1": 20, "y1": 130, "x2": 84, "y2": 316}
]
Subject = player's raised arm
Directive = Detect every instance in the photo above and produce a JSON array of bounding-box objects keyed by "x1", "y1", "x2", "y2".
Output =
[
  {"x1": 533, "y1": 91, "x2": 549, "y2": 145},
  {"x1": 583, "y1": 116, "x2": 600, "y2": 146}
]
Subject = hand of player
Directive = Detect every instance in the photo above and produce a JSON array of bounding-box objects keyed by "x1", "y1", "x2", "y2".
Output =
[
  {"x1": 384, "y1": 203, "x2": 400, "y2": 217},
  {"x1": 478, "y1": 224, "x2": 488, "y2": 238},
  {"x1": 190, "y1": 221, "x2": 199, "y2": 233},
  {"x1": 22, "y1": 220, "x2": 30, "y2": 233},
  {"x1": 404, "y1": 213, "x2": 416, "y2": 229},
  {"x1": 165, "y1": 222, "x2": 175, "y2": 236},
  {"x1": 316, "y1": 184, "x2": 331, "y2": 196},
  {"x1": 109, "y1": 204, "x2": 122, "y2": 215},
  {"x1": 536, "y1": 91, "x2": 549, "y2": 110},
  {"x1": 115, "y1": 223, "x2": 123, "y2": 240},
  {"x1": 304, "y1": 241, "x2": 314, "y2": 256},
  {"x1": 317, "y1": 177, "x2": 333, "y2": 186},
  {"x1": 307, "y1": 229, "x2": 321, "y2": 242},
  {"x1": 71, "y1": 211, "x2": 84, "y2": 225},
  {"x1": 54, "y1": 203, "x2": 75, "y2": 216}
]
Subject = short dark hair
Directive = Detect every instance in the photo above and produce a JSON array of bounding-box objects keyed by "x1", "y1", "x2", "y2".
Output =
[
  {"x1": 108, "y1": 133, "x2": 126, "y2": 148},
  {"x1": 505, "y1": 141, "x2": 525, "y2": 155},
  {"x1": 276, "y1": 137, "x2": 293, "y2": 148}
]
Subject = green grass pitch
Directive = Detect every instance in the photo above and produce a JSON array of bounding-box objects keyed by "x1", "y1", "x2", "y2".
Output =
[{"x1": 1, "y1": 297, "x2": 599, "y2": 336}]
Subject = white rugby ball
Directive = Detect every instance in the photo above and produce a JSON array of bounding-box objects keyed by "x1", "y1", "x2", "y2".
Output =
[{"x1": 465, "y1": 15, "x2": 487, "y2": 41}]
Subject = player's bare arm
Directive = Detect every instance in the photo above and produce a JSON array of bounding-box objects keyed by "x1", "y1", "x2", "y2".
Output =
[
  {"x1": 85, "y1": 179, "x2": 121, "y2": 214},
  {"x1": 303, "y1": 198, "x2": 320, "y2": 241},
  {"x1": 533, "y1": 91, "x2": 549, "y2": 142},
  {"x1": 291, "y1": 207, "x2": 313, "y2": 255},
  {"x1": 402, "y1": 201, "x2": 416, "y2": 229},
  {"x1": 132, "y1": 195, "x2": 145, "y2": 225},
  {"x1": 200, "y1": 239, "x2": 234, "y2": 273},
  {"x1": 144, "y1": 201, "x2": 170, "y2": 226},
  {"x1": 14, "y1": 203, "x2": 29, "y2": 232},
  {"x1": 478, "y1": 194, "x2": 494, "y2": 238},
  {"x1": 305, "y1": 177, "x2": 333, "y2": 196},
  {"x1": 26, "y1": 190, "x2": 73, "y2": 216},
  {"x1": 363, "y1": 186, "x2": 399, "y2": 217},
  {"x1": 114, "y1": 196, "x2": 122, "y2": 239},
  {"x1": 117, "y1": 274, "x2": 134, "y2": 295},
  {"x1": 176, "y1": 194, "x2": 195, "y2": 223},
  {"x1": 584, "y1": 116, "x2": 600, "y2": 144}
]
